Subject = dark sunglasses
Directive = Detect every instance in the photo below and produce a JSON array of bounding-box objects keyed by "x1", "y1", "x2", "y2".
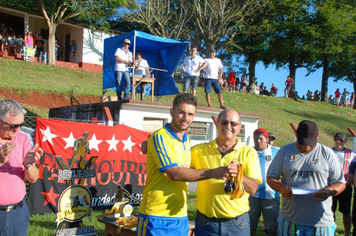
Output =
[
  {"x1": 0, "y1": 119, "x2": 25, "y2": 129},
  {"x1": 334, "y1": 138, "x2": 345, "y2": 142},
  {"x1": 219, "y1": 120, "x2": 240, "y2": 127},
  {"x1": 124, "y1": 43, "x2": 130, "y2": 45}
]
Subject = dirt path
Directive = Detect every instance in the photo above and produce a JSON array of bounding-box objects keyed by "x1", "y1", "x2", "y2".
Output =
[{"x1": 0, "y1": 89, "x2": 101, "y2": 109}]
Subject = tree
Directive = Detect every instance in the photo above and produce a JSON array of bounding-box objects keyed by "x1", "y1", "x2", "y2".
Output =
[
  {"x1": 310, "y1": 0, "x2": 356, "y2": 102},
  {"x1": 227, "y1": 3, "x2": 273, "y2": 87},
  {"x1": 262, "y1": 0, "x2": 318, "y2": 99},
  {"x1": 121, "y1": 0, "x2": 268, "y2": 55},
  {"x1": 31, "y1": 0, "x2": 125, "y2": 65},
  {"x1": 121, "y1": 0, "x2": 192, "y2": 40}
]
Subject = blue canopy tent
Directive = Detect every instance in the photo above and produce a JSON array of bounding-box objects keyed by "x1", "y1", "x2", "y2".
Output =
[{"x1": 103, "y1": 30, "x2": 189, "y2": 98}]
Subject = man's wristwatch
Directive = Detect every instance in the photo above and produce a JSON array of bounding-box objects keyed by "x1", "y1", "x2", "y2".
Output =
[{"x1": 24, "y1": 163, "x2": 33, "y2": 170}]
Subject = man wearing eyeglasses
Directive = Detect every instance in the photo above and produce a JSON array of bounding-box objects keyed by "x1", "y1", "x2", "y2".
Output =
[
  {"x1": 0, "y1": 99, "x2": 43, "y2": 236},
  {"x1": 191, "y1": 109, "x2": 262, "y2": 236},
  {"x1": 332, "y1": 133, "x2": 356, "y2": 236},
  {"x1": 137, "y1": 94, "x2": 238, "y2": 236},
  {"x1": 249, "y1": 128, "x2": 280, "y2": 236},
  {"x1": 114, "y1": 38, "x2": 134, "y2": 100}
]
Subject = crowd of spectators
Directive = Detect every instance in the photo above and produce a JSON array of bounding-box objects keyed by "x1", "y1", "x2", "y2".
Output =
[
  {"x1": 217, "y1": 69, "x2": 355, "y2": 109},
  {"x1": 0, "y1": 22, "x2": 77, "y2": 63},
  {"x1": 218, "y1": 69, "x2": 279, "y2": 97}
]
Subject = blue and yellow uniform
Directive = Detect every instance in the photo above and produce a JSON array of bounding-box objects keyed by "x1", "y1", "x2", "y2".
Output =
[{"x1": 137, "y1": 123, "x2": 191, "y2": 236}]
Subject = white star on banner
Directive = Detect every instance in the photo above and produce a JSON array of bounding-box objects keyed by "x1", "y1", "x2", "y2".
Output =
[
  {"x1": 122, "y1": 136, "x2": 136, "y2": 153},
  {"x1": 89, "y1": 134, "x2": 103, "y2": 152},
  {"x1": 106, "y1": 135, "x2": 120, "y2": 151},
  {"x1": 40, "y1": 126, "x2": 58, "y2": 145},
  {"x1": 63, "y1": 132, "x2": 76, "y2": 149}
]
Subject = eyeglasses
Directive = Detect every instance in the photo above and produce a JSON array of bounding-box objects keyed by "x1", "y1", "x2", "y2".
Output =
[
  {"x1": 334, "y1": 138, "x2": 345, "y2": 142},
  {"x1": 219, "y1": 120, "x2": 240, "y2": 127},
  {"x1": 0, "y1": 119, "x2": 25, "y2": 129},
  {"x1": 124, "y1": 43, "x2": 130, "y2": 45}
]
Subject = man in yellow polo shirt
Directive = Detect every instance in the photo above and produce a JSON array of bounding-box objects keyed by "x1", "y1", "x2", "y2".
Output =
[
  {"x1": 137, "y1": 93, "x2": 238, "y2": 236},
  {"x1": 191, "y1": 109, "x2": 262, "y2": 236}
]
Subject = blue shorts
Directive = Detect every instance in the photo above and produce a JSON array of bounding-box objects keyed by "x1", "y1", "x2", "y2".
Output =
[
  {"x1": 183, "y1": 76, "x2": 199, "y2": 91},
  {"x1": 277, "y1": 216, "x2": 336, "y2": 236},
  {"x1": 204, "y1": 79, "x2": 222, "y2": 94},
  {"x1": 136, "y1": 213, "x2": 188, "y2": 236}
]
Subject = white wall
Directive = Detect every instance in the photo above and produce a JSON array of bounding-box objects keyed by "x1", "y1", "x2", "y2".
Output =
[
  {"x1": 82, "y1": 29, "x2": 113, "y2": 65},
  {"x1": 119, "y1": 103, "x2": 260, "y2": 146}
]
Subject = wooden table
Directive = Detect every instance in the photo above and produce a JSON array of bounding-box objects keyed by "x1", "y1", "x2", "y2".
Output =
[
  {"x1": 98, "y1": 217, "x2": 195, "y2": 236},
  {"x1": 132, "y1": 76, "x2": 155, "y2": 102}
]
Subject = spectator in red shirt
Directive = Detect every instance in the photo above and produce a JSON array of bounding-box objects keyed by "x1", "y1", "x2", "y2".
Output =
[
  {"x1": 228, "y1": 69, "x2": 236, "y2": 92},
  {"x1": 335, "y1": 88, "x2": 341, "y2": 106},
  {"x1": 270, "y1": 83, "x2": 278, "y2": 97}
]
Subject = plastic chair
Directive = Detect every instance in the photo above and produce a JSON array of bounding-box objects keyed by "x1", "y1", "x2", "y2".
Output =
[{"x1": 24, "y1": 48, "x2": 35, "y2": 62}]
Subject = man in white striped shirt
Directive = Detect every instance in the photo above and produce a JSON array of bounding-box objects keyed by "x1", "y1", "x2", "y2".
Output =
[{"x1": 332, "y1": 132, "x2": 355, "y2": 236}]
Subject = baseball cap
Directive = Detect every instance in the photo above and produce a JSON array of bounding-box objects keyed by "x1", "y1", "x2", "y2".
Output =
[
  {"x1": 296, "y1": 120, "x2": 318, "y2": 146},
  {"x1": 253, "y1": 128, "x2": 268, "y2": 138},
  {"x1": 123, "y1": 39, "x2": 131, "y2": 44},
  {"x1": 334, "y1": 133, "x2": 347, "y2": 141},
  {"x1": 90, "y1": 117, "x2": 99, "y2": 124},
  {"x1": 210, "y1": 48, "x2": 216, "y2": 52},
  {"x1": 268, "y1": 132, "x2": 276, "y2": 140}
]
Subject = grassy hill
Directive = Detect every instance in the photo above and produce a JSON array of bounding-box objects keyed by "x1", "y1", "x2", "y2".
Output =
[{"x1": 1, "y1": 57, "x2": 354, "y2": 148}]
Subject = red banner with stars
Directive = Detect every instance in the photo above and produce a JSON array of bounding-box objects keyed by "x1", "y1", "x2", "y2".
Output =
[{"x1": 28, "y1": 118, "x2": 149, "y2": 214}]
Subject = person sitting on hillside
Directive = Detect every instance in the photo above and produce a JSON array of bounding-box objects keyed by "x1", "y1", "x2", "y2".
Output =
[
  {"x1": 328, "y1": 95, "x2": 335, "y2": 105},
  {"x1": 270, "y1": 83, "x2": 278, "y2": 97},
  {"x1": 15, "y1": 34, "x2": 24, "y2": 54},
  {"x1": 220, "y1": 74, "x2": 228, "y2": 91},
  {"x1": 259, "y1": 82, "x2": 264, "y2": 94},
  {"x1": 306, "y1": 90, "x2": 313, "y2": 101},
  {"x1": 262, "y1": 86, "x2": 270, "y2": 96},
  {"x1": 313, "y1": 90, "x2": 320, "y2": 101},
  {"x1": 8, "y1": 32, "x2": 16, "y2": 55},
  {"x1": 1, "y1": 28, "x2": 8, "y2": 54}
]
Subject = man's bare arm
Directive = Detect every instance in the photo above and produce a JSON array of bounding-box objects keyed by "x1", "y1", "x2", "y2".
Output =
[{"x1": 164, "y1": 161, "x2": 237, "y2": 182}]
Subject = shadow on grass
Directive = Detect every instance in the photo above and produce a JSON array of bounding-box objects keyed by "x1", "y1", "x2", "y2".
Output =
[{"x1": 281, "y1": 108, "x2": 354, "y2": 137}]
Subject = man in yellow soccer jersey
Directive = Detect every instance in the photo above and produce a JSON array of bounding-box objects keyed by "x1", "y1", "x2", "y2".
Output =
[
  {"x1": 191, "y1": 109, "x2": 262, "y2": 236},
  {"x1": 136, "y1": 93, "x2": 238, "y2": 236}
]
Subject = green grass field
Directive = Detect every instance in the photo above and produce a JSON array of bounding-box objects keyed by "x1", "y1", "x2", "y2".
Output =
[{"x1": 0, "y1": 57, "x2": 354, "y2": 235}]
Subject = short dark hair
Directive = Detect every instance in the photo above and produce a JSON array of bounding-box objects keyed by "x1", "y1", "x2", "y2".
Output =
[
  {"x1": 191, "y1": 45, "x2": 199, "y2": 50},
  {"x1": 136, "y1": 51, "x2": 142, "y2": 55},
  {"x1": 173, "y1": 93, "x2": 197, "y2": 110}
]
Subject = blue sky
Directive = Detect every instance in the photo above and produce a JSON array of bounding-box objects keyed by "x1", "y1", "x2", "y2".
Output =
[{"x1": 243, "y1": 62, "x2": 354, "y2": 98}]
